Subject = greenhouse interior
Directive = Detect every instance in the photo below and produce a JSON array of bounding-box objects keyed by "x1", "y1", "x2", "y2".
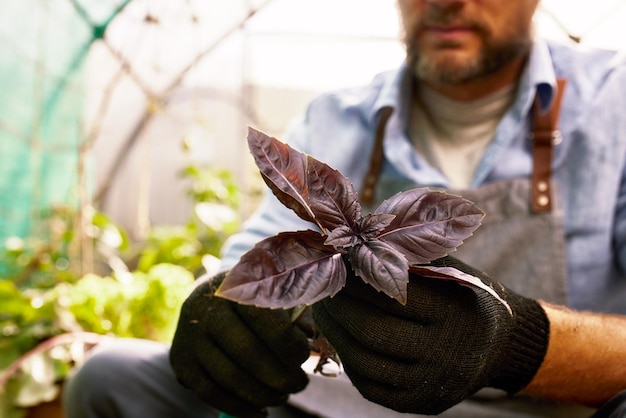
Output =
[{"x1": 1, "y1": 0, "x2": 625, "y2": 417}]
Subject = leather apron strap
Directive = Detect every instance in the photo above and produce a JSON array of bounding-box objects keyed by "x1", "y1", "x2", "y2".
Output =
[
  {"x1": 360, "y1": 106, "x2": 393, "y2": 206},
  {"x1": 530, "y1": 78, "x2": 567, "y2": 213}
]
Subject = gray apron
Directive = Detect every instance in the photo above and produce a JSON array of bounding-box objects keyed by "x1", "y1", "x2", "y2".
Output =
[
  {"x1": 375, "y1": 177, "x2": 569, "y2": 305},
  {"x1": 291, "y1": 80, "x2": 596, "y2": 417}
]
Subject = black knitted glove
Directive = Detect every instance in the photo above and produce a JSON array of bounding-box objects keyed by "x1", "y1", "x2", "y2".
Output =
[
  {"x1": 312, "y1": 256, "x2": 550, "y2": 415},
  {"x1": 170, "y1": 272, "x2": 311, "y2": 418}
]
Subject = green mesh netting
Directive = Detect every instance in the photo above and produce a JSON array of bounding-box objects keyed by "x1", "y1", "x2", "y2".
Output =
[{"x1": 0, "y1": 0, "x2": 127, "y2": 244}]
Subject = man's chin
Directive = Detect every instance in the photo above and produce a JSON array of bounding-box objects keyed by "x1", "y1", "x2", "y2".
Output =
[{"x1": 413, "y1": 53, "x2": 482, "y2": 85}]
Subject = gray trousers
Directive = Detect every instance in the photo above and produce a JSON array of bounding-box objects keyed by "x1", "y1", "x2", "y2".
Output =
[
  {"x1": 63, "y1": 339, "x2": 626, "y2": 418},
  {"x1": 62, "y1": 339, "x2": 317, "y2": 418}
]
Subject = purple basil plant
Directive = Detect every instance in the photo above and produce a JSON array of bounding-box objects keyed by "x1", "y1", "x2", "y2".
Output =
[{"x1": 216, "y1": 127, "x2": 510, "y2": 314}]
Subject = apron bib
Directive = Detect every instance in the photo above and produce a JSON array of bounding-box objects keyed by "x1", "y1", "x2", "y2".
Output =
[
  {"x1": 452, "y1": 179, "x2": 568, "y2": 304},
  {"x1": 373, "y1": 177, "x2": 569, "y2": 305}
]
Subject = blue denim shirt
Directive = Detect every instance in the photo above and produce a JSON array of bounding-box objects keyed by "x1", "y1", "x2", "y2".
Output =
[{"x1": 221, "y1": 39, "x2": 626, "y2": 314}]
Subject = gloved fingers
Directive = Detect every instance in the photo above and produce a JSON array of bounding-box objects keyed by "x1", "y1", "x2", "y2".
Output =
[
  {"x1": 201, "y1": 298, "x2": 309, "y2": 394},
  {"x1": 344, "y1": 364, "x2": 461, "y2": 416},
  {"x1": 237, "y1": 304, "x2": 311, "y2": 367},
  {"x1": 171, "y1": 280, "x2": 305, "y2": 410},
  {"x1": 342, "y1": 264, "x2": 481, "y2": 320},
  {"x1": 314, "y1": 296, "x2": 494, "y2": 416},
  {"x1": 317, "y1": 293, "x2": 447, "y2": 360},
  {"x1": 189, "y1": 365, "x2": 274, "y2": 418},
  {"x1": 169, "y1": 342, "x2": 277, "y2": 418},
  {"x1": 316, "y1": 288, "x2": 502, "y2": 368},
  {"x1": 344, "y1": 255, "x2": 507, "y2": 319},
  {"x1": 173, "y1": 326, "x2": 287, "y2": 407},
  {"x1": 313, "y1": 299, "x2": 439, "y2": 386}
]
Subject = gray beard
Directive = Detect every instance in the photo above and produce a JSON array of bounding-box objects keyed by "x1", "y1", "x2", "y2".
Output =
[{"x1": 409, "y1": 37, "x2": 532, "y2": 85}]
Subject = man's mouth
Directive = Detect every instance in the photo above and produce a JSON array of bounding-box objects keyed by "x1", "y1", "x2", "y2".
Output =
[{"x1": 422, "y1": 24, "x2": 476, "y2": 43}]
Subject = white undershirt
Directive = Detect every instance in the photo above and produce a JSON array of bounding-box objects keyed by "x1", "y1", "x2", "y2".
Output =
[{"x1": 410, "y1": 84, "x2": 516, "y2": 189}]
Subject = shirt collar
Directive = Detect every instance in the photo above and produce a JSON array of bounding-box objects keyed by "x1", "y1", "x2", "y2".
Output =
[
  {"x1": 367, "y1": 38, "x2": 561, "y2": 126},
  {"x1": 519, "y1": 38, "x2": 559, "y2": 112},
  {"x1": 368, "y1": 61, "x2": 412, "y2": 126}
]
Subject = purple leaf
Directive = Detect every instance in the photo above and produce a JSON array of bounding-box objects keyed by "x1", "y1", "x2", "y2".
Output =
[
  {"x1": 306, "y1": 155, "x2": 361, "y2": 231},
  {"x1": 248, "y1": 127, "x2": 360, "y2": 232},
  {"x1": 325, "y1": 224, "x2": 361, "y2": 250},
  {"x1": 247, "y1": 127, "x2": 317, "y2": 226},
  {"x1": 375, "y1": 189, "x2": 484, "y2": 264},
  {"x1": 217, "y1": 231, "x2": 346, "y2": 309},
  {"x1": 409, "y1": 265, "x2": 512, "y2": 315},
  {"x1": 324, "y1": 214, "x2": 396, "y2": 251},
  {"x1": 356, "y1": 213, "x2": 396, "y2": 239},
  {"x1": 349, "y1": 240, "x2": 409, "y2": 304}
]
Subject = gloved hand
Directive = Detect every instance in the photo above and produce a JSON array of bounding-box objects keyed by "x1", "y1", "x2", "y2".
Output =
[
  {"x1": 312, "y1": 256, "x2": 550, "y2": 415},
  {"x1": 170, "y1": 272, "x2": 311, "y2": 418}
]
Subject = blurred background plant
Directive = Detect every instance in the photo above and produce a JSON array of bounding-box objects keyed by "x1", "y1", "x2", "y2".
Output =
[{"x1": 0, "y1": 162, "x2": 240, "y2": 418}]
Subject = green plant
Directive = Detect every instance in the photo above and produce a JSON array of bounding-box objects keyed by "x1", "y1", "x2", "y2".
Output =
[
  {"x1": 0, "y1": 163, "x2": 241, "y2": 418},
  {"x1": 132, "y1": 167, "x2": 240, "y2": 276},
  {"x1": 0, "y1": 265, "x2": 194, "y2": 418}
]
